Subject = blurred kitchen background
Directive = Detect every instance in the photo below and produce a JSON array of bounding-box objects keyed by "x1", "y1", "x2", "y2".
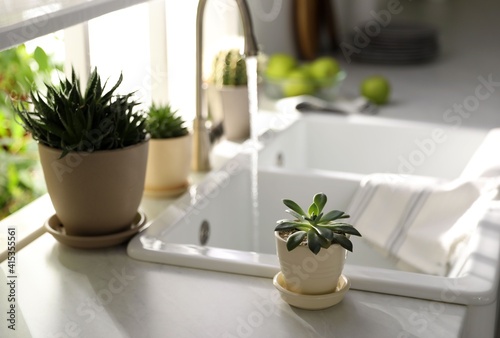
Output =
[{"x1": 1, "y1": 0, "x2": 499, "y2": 218}]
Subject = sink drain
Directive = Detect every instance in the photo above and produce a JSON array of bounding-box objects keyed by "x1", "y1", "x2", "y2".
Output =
[
  {"x1": 276, "y1": 152, "x2": 284, "y2": 167},
  {"x1": 199, "y1": 220, "x2": 210, "y2": 246}
]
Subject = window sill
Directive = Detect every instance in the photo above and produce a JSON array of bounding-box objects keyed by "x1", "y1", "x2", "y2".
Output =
[{"x1": 0, "y1": 0, "x2": 151, "y2": 51}]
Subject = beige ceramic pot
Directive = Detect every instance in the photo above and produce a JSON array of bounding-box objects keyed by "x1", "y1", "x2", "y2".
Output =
[
  {"x1": 144, "y1": 134, "x2": 192, "y2": 197},
  {"x1": 38, "y1": 141, "x2": 149, "y2": 237},
  {"x1": 275, "y1": 231, "x2": 347, "y2": 295}
]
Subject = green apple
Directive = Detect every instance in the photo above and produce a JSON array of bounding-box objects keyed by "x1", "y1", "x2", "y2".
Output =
[
  {"x1": 360, "y1": 75, "x2": 391, "y2": 105},
  {"x1": 265, "y1": 53, "x2": 297, "y2": 80},
  {"x1": 298, "y1": 63, "x2": 313, "y2": 78},
  {"x1": 309, "y1": 56, "x2": 341, "y2": 85},
  {"x1": 282, "y1": 69, "x2": 315, "y2": 97}
]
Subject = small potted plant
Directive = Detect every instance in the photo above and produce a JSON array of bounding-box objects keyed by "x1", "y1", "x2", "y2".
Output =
[
  {"x1": 207, "y1": 48, "x2": 250, "y2": 141},
  {"x1": 14, "y1": 68, "x2": 149, "y2": 239},
  {"x1": 274, "y1": 192, "x2": 361, "y2": 296},
  {"x1": 144, "y1": 103, "x2": 191, "y2": 197}
]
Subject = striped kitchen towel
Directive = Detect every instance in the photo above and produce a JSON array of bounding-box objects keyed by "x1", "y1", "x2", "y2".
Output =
[{"x1": 347, "y1": 173, "x2": 496, "y2": 276}]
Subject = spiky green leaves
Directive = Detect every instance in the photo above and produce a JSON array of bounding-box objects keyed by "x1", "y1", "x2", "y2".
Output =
[
  {"x1": 146, "y1": 103, "x2": 188, "y2": 139},
  {"x1": 275, "y1": 192, "x2": 362, "y2": 254},
  {"x1": 13, "y1": 68, "x2": 147, "y2": 157}
]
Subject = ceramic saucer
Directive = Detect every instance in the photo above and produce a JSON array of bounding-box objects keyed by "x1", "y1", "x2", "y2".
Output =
[
  {"x1": 273, "y1": 272, "x2": 350, "y2": 310},
  {"x1": 44, "y1": 211, "x2": 148, "y2": 249},
  {"x1": 143, "y1": 181, "x2": 189, "y2": 198}
]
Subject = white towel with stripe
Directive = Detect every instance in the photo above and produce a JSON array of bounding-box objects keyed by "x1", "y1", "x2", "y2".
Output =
[{"x1": 347, "y1": 174, "x2": 496, "y2": 276}]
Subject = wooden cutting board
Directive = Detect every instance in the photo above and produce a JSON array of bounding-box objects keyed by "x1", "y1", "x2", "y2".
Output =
[
  {"x1": 293, "y1": 0, "x2": 338, "y2": 60},
  {"x1": 293, "y1": 0, "x2": 319, "y2": 60}
]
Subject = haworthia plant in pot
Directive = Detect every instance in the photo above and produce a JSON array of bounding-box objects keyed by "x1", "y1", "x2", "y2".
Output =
[
  {"x1": 13, "y1": 68, "x2": 149, "y2": 242},
  {"x1": 274, "y1": 192, "x2": 361, "y2": 295},
  {"x1": 17, "y1": 69, "x2": 147, "y2": 156},
  {"x1": 144, "y1": 103, "x2": 191, "y2": 198},
  {"x1": 146, "y1": 103, "x2": 188, "y2": 139}
]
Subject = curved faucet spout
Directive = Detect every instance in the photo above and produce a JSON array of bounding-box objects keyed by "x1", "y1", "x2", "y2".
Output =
[{"x1": 192, "y1": 0, "x2": 259, "y2": 172}]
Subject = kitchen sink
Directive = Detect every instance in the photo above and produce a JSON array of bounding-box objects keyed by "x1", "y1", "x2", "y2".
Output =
[
  {"x1": 128, "y1": 111, "x2": 500, "y2": 337},
  {"x1": 258, "y1": 113, "x2": 488, "y2": 179}
]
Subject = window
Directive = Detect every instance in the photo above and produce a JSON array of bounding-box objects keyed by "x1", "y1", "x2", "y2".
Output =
[{"x1": 1, "y1": 0, "x2": 244, "y2": 219}]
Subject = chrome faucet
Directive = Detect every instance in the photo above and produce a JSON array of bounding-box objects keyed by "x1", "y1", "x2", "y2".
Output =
[{"x1": 192, "y1": 0, "x2": 259, "y2": 172}]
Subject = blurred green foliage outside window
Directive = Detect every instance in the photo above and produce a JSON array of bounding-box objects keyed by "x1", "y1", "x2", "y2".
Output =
[{"x1": 0, "y1": 44, "x2": 61, "y2": 219}]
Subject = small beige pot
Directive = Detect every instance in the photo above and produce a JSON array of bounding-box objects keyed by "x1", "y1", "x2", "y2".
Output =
[
  {"x1": 38, "y1": 141, "x2": 149, "y2": 237},
  {"x1": 207, "y1": 85, "x2": 250, "y2": 141},
  {"x1": 144, "y1": 134, "x2": 192, "y2": 197},
  {"x1": 275, "y1": 231, "x2": 347, "y2": 295}
]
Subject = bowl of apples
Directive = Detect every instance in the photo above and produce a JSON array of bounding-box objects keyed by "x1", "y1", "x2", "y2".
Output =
[{"x1": 263, "y1": 54, "x2": 346, "y2": 100}]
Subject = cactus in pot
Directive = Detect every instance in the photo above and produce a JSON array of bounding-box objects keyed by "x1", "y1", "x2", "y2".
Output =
[
  {"x1": 207, "y1": 48, "x2": 250, "y2": 141},
  {"x1": 210, "y1": 48, "x2": 248, "y2": 87}
]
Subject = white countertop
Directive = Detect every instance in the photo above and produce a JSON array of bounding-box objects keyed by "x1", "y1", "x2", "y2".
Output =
[
  {"x1": 1, "y1": 0, "x2": 500, "y2": 337},
  {"x1": 1, "y1": 232, "x2": 466, "y2": 338},
  {"x1": 0, "y1": 173, "x2": 471, "y2": 338}
]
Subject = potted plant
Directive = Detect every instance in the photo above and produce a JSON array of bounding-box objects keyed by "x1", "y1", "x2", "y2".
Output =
[
  {"x1": 274, "y1": 192, "x2": 361, "y2": 295},
  {"x1": 207, "y1": 48, "x2": 250, "y2": 141},
  {"x1": 13, "y1": 68, "x2": 149, "y2": 239},
  {"x1": 144, "y1": 103, "x2": 191, "y2": 197}
]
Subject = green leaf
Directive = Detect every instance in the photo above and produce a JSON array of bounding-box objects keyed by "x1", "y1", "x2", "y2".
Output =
[
  {"x1": 275, "y1": 221, "x2": 300, "y2": 231},
  {"x1": 307, "y1": 231, "x2": 323, "y2": 255},
  {"x1": 323, "y1": 224, "x2": 362, "y2": 237},
  {"x1": 101, "y1": 72, "x2": 123, "y2": 102},
  {"x1": 314, "y1": 212, "x2": 323, "y2": 224},
  {"x1": 314, "y1": 226, "x2": 334, "y2": 242},
  {"x1": 285, "y1": 208, "x2": 304, "y2": 221},
  {"x1": 322, "y1": 210, "x2": 348, "y2": 223},
  {"x1": 283, "y1": 199, "x2": 306, "y2": 217},
  {"x1": 313, "y1": 193, "x2": 327, "y2": 214},
  {"x1": 286, "y1": 231, "x2": 306, "y2": 251},
  {"x1": 308, "y1": 202, "x2": 318, "y2": 217},
  {"x1": 33, "y1": 47, "x2": 49, "y2": 71},
  {"x1": 332, "y1": 233, "x2": 353, "y2": 252}
]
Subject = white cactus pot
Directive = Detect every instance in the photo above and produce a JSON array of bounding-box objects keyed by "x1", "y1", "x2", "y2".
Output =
[{"x1": 207, "y1": 85, "x2": 250, "y2": 142}]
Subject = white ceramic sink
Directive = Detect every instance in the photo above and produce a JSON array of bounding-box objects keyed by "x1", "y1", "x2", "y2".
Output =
[
  {"x1": 258, "y1": 113, "x2": 488, "y2": 179},
  {"x1": 129, "y1": 167, "x2": 362, "y2": 276},
  {"x1": 128, "y1": 112, "x2": 500, "y2": 337}
]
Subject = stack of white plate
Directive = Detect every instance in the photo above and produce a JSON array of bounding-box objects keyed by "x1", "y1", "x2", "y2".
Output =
[{"x1": 349, "y1": 22, "x2": 439, "y2": 64}]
